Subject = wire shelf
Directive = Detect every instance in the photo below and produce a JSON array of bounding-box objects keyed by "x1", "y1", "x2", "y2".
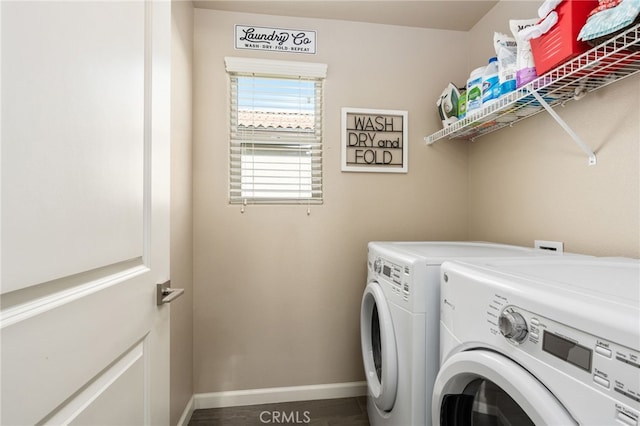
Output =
[{"x1": 426, "y1": 23, "x2": 640, "y2": 144}]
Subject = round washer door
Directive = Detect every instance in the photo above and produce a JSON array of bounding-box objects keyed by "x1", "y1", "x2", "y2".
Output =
[
  {"x1": 360, "y1": 281, "x2": 398, "y2": 412},
  {"x1": 432, "y1": 350, "x2": 577, "y2": 426}
]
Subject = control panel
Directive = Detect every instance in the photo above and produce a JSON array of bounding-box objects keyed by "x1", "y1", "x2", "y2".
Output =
[
  {"x1": 491, "y1": 304, "x2": 640, "y2": 422},
  {"x1": 373, "y1": 256, "x2": 411, "y2": 301}
]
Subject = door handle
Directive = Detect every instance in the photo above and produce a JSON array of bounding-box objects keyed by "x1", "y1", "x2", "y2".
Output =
[{"x1": 156, "y1": 280, "x2": 185, "y2": 305}]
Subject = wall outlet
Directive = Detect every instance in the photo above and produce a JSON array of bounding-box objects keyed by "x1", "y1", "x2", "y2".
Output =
[{"x1": 534, "y1": 240, "x2": 564, "y2": 254}]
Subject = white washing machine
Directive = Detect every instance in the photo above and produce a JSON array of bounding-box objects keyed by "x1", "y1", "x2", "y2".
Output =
[
  {"x1": 432, "y1": 257, "x2": 640, "y2": 426},
  {"x1": 361, "y1": 241, "x2": 571, "y2": 426}
]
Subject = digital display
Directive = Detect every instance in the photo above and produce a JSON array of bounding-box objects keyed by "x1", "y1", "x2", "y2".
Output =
[
  {"x1": 543, "y1": 331, "x2": 592, "y2": 372},
  {"x1": 383, "y1": 265, "x2": 391, "y2": 278}
]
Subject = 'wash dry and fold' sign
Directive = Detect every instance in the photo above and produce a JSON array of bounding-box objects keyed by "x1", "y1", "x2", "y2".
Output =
[
  {"x1": 341, "y1": 108, "x2": 408, "y2": 173},
  {"x1": 235, "y1": 25, "x2": 317, "y2": 54}
]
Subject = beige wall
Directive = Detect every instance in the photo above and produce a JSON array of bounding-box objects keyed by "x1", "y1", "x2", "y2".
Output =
[
  {"x1": 466, "y1": 1, "x2": 640, "y2": 257},
  {"x1": 193, "y1": 10, "x2": 470, "y2": 393},
  {"x1": 190, "y1": 2, "x2": 639, "y2": 399},
  {"x1": 170, "y1": 1, "x2": 194, "y2": 424}
]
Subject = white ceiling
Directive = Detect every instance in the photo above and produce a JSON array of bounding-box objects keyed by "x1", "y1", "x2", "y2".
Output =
[{"x1": 193, "y1": 1, "x2": 499, "y2": 31}]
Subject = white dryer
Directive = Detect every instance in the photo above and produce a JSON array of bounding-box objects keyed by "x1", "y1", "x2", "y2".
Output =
[
  {"x1": 432, "y1": 257, "x2": 640, "y2": 426},
  {"x1": 361, "y1": 241, "x2": 568, "y2": 426}
]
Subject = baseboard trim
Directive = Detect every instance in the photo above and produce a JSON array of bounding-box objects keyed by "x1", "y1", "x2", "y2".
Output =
[
  {"x1": 177, "y1": 395, "x2": 195, "y2": 426},
  {"x1": 193, "y1": 381, "x2": 367, "y2": 410}
]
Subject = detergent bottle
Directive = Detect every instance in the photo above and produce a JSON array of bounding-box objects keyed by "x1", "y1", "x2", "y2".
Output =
[
  {"x1": 482, "y1": 57, "x2": 500, "y2": 105},
  {"x1": 458, "y1": 89, "x2": 467, "y2": 119},
  {"x1": 466, "y1": 66, "x2": 485, "y2": 114}
]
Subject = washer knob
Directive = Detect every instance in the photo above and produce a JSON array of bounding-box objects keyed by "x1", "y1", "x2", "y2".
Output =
[
  {"x1": 499, "y1": 310, "x2": 528, "y2": 343},
  {"x1": 374, "y1": 258, "x2": 382, "y2": 274}
]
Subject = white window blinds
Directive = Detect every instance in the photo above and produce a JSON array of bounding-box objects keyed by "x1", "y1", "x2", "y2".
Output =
[{"x1": 225, "y1": 57, "x2": 327, "y2": 205}]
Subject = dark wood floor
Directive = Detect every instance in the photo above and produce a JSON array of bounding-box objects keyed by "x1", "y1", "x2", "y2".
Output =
[{"x1": 188, "y1": 396, "x2": 370, "y2": 426}]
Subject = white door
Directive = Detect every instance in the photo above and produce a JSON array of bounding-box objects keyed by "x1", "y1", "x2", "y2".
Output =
[
  {"x1": 360, "y1": 281, "x2": 398, "y2": 412},
  {"x1": 1, "y1": 1, "x2": 172, "y2": 425},
  {"x1": 432, "y1": 350, "x2": 577, "y2": 426}
]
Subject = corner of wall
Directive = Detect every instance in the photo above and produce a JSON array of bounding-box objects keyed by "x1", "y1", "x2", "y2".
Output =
[{"x1": 170, "y1": 0, "x2": 195, "y2": 425}]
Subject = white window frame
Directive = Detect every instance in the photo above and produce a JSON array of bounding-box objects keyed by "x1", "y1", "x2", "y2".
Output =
[{"x1": 225, "y1": 57, "x2": 327, "y2": 205}]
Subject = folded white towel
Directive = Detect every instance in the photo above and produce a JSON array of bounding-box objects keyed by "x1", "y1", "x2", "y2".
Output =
[
  {"x1": 538, "y1": 0, "x2": 563, "y2": 18},
  {"x1": 520, "y1": 11, "x2": 559, "y2": 41}
]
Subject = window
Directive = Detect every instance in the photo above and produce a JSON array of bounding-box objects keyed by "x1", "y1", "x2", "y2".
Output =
[{"x1": 225, "y1": 57, "x2": 327, "y2": 205}]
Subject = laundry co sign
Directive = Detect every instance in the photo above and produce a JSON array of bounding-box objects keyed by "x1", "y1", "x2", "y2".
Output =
[
  {"x1": 235, "y1": 25, "x2": 317, "y2": 54},
  {"x1": 341, "y1": 108, "x2": 408, "y2": 173}
]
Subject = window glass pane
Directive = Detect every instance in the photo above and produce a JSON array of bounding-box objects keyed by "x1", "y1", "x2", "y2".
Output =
[
  {"x1": 237, "y1": 76, "x2": 316, "y2": 115},
  {"x1": 371, "y1": 304, "x2": 382, "y2": 383},
  {"x1": 229, "y1": 74, "x2": 323, "y2": 204},
  {"x1": 463, "y1": 379, "x2": 535, "y2": 426}
]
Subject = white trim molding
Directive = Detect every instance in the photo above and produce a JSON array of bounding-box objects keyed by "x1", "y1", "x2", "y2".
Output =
[
  {"x1": 224, "y1": 56, "x2": 327, "y2": 78},
  {"x1": 193, "y1": 381, "x2": 367, "y2": 410},
  {"x1": 176, "y1": 395, "x2": 195, "y2": 426}
]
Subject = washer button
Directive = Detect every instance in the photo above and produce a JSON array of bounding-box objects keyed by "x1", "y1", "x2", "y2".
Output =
[
  {"x1": 595, "y1": 345, "x2": 612, "y2": 358},
  {"x1": 616, "y1": 411, "x2": 638, "y2": 426},
  {"x1": 593, "y1": 375, "x2": 610, "y2": 389}
]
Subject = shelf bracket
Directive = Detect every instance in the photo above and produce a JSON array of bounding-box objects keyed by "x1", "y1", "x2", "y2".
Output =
[{"x1": 529, "y1": 89, "x2": 597, "y2": 166}]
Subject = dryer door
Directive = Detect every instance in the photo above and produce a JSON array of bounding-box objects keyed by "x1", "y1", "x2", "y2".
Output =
[
  {"x1": 432, "y1": 350, "x2": 577, "y2": 426},
  {"x1": 360, "y1": 281, "x2": 398, "y2": 412}
]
